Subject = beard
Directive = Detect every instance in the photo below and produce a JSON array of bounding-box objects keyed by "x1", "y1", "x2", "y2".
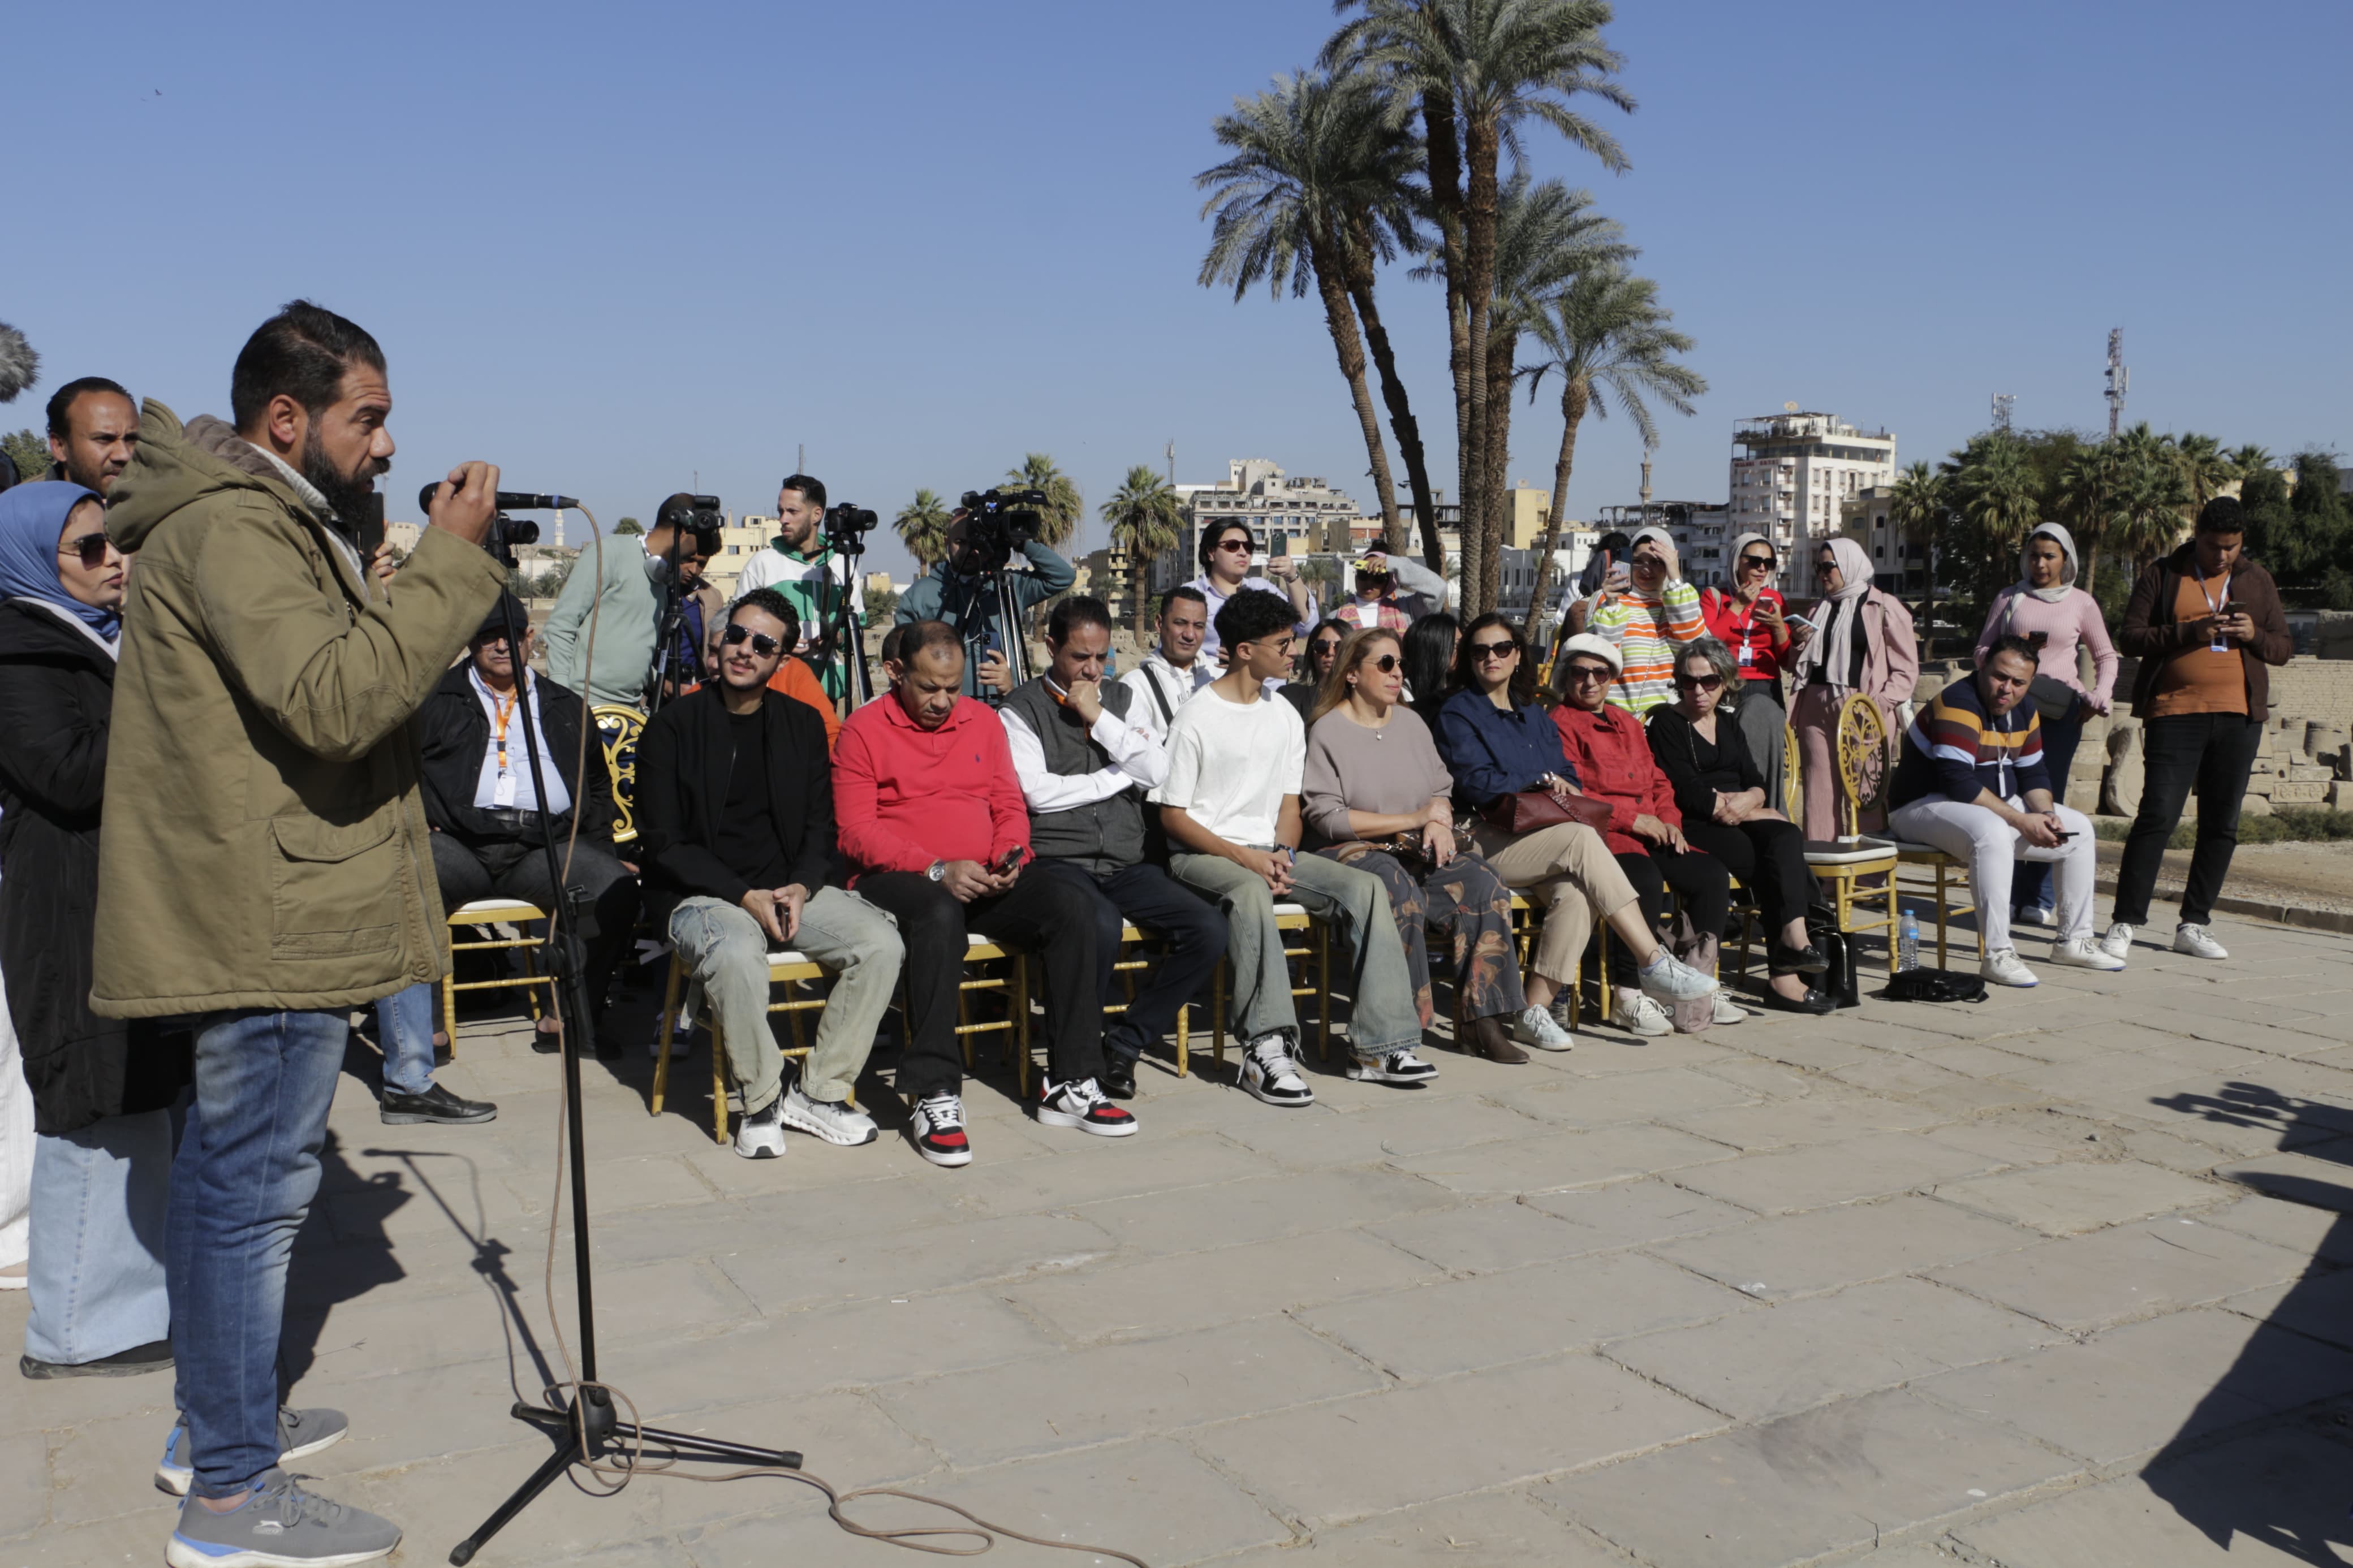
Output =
[{"x1": 300, "y1": 426, "x2": 388, "y2": 524}]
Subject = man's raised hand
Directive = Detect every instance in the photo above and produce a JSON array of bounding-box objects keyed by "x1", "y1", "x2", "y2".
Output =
[{"x1": 428, "y1": 462, "x2": 499, "y2": 548}]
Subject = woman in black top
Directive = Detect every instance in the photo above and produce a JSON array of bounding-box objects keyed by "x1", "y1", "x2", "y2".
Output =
[
  {"x1": 1647, "y1": 639, "x2": 1828, "y2": 1012},
  {"x1": 1281, "y1": 618, "x2": 1348, "y2": 722}
]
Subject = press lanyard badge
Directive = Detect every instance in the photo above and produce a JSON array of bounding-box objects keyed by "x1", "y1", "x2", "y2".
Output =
[
  {"x1": 492, "y1": 690, "x2": 519, "y2": 807},
  {"x1": 2199, "y1": 573, "x2": 2230, "y2": 654}
]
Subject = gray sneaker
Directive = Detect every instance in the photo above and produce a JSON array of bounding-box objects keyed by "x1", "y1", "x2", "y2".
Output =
[
  {"x1": 166, "y1": 1468, "x2": 397, "y2": 1567},
  {"x1": 157, "y1": 1406, "x2": 349, "y2": 1496}
]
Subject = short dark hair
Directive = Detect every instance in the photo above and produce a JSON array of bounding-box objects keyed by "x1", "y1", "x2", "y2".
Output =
[
  {"x1": 230, "y1": 300, "x2": 385, "y2": 431},
  {"x1": 2196, "y1": 495, "x2": 2246, "y2": 535},
  {"x1": 1983, "y1": 633, "x2": 2040, "y2": 674},
  {"x1": 730, "y1": 587, "x2": 800, "y2": 648},
  {"x1": 1214, "y1": 586, "x2": 1295, "y2": 654},
  {"x1": 45, "y1": 376, "x2": 133, "y2": 438},
  {"x1": 1198, "y1": 520, "x2": 1255, "y2": 573},
  {"x1": 1450, "y1": 611, "x2": 1536, "y2": 706},
  {"x1": 1160, "y1": 585, "x2": 1208, "y2": 618},
  {"x1": 878, "y1": 623, "x2": 912, "y2": 667},
  {"x1": 902, "y1": 619, "x2": 964, "y2": 665},
  {"x1": 1047, "y1": 595, "x2": 1113, "y2": 645},
  {"x1": 779, "y1": 473, "x2": 826, "y2": 508}
]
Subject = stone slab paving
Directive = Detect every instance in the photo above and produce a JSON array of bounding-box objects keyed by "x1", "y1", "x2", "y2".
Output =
[{"x1": 5, "y1": 912, "x2": 2352, "y2": 1566}]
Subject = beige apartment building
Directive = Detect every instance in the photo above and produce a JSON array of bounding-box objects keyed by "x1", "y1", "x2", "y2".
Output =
[{"x1": 1728, "y1": 411, "x2": 1897, "y2": 595}]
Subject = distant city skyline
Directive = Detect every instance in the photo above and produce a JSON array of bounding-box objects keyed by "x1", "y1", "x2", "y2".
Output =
[{"x1": 4, "y1": 0, "x2": 2345, "y2": 580}]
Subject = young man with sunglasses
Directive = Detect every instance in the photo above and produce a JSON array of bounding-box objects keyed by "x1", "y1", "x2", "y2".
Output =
[
  {"x1": 1153, "y1": 590, "x2": 1432, "y2": 1105},
  {"x1": 636, "y1": 589, "x2": 904, "y2": 1159}
]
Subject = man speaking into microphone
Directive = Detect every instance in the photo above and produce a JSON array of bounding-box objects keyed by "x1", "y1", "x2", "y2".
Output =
[{"x1": 94, "y1": 300, "x2": 506, "y2": 1568}]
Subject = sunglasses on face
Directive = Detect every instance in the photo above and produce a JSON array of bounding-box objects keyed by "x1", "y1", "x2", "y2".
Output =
[
  {"x1": 59, "y1": 532, "x2": 112, "y2": 568},
  {"x1": 1212, "y1": 538, "x2": 1252, "y2": 553},
  {"x1": 1469, "y1": 639, "x2": 1519, "y2": 660},
  {"x1": 722, "y1": 623, "x2": 783, "y2": 657},
  {"x1": 1566, "y1": 664, "x2": 1612, "y2": 684},
  {"x1": 1675, "y1": 672, "x2": 1724, "y2": 691},
  {"x1": 1739, "y1": 554, "x2": 1773, "y2": 570},
  {"x1": 1361, "y1": 653, "x2": 1400, "y2": 673}
]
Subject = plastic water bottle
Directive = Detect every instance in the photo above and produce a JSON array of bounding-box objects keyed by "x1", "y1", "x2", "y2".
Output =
[{"x1": 1898, "y1": 909, "x2": 1920, "y2": 973}]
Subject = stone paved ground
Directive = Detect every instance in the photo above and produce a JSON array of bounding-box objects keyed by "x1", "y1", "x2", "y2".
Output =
[{"x1": 7, "y1": 914, "x2": 2353, "y2": 1567}]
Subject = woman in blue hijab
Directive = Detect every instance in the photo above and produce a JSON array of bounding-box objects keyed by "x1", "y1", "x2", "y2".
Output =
[{"x1": 0, "y1": 481, "x2": 189, "y2": 1377}]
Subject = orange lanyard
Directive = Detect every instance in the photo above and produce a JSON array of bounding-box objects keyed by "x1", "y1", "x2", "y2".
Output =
[{"x1": 491, "y1": 689, "x2": 518, "y2": 770}]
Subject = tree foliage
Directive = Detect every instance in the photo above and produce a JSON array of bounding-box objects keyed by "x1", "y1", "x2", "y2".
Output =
[
  {"x1": 1005, "y1": 454, "x2": 1083, "y2": 548},
  {"x1": 611, "y1": 516, "x2": 644, "y2": 537},
  {"x1": 1100, "y1": 465, "x2": 1185, "y2": 637},
  {"x1": 2, "y1": 428, "x2": 48, "y2": 484},
  {"x1": 895, "y1": 489, "x2": 951, "y2": 568}
]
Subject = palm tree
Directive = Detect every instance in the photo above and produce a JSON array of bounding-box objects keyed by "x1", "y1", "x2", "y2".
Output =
[
  {"x1": 1943, "y1": 433, "x2": 2040, "y2": 559},
  {"x1": 2110, "y1": 425, "x2": 2193, "y2": 567},
  {"x1": 894, "y1": 489, "x2": 951, "y2": 568},
  {"x1": 1515, "y1": 264, "x2": 1703, "y2": 631},
  {"x1": 2171, "y1": 431, "x2": 2235, "y2": 507},
  {"x1": 2055, "y1": 444, "x2": 2123, "y2": 594},
  {"x1": 1329, "y1": 0, "x2": 1634, "y2": 616},
  {"x1": 1100, "y1": 466, "x2": 1185, "y2": 638},
  {"x1": 1198, "y1": 68, "x2": 1409, "y2": 546},
  {"x1": 2228, "y1": 443, "x2": 2273, "y2": 482},
  {"x1": 1884, "y1": 461, "x2": 1950, "y2": 621},
  {"x1": 1004, "y1": 454, "x2": 1083, "y2": 549}
]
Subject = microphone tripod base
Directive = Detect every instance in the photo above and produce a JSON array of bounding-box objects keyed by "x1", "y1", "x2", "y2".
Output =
[{"x1": 448, "y1": 1391, "x2": 802, "y2": 1565}]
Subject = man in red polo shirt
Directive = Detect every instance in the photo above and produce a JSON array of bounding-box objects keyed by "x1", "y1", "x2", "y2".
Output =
[{"x1": 835, "y1": 620, "x2": 1133, "y2": 1165}]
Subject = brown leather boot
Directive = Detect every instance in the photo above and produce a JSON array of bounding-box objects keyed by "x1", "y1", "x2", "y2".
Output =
[{"x1": 1468, "y1": 1015, "x2": 1528, "y2": 1064}]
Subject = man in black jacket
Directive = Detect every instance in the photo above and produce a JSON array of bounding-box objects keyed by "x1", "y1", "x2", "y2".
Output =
[
  {"x1": 636, "y1": 589, "x2": 904, "y2": 1158},
  {"x1": 417, "y1": 594, "x2": 641, "y2": 1049}
]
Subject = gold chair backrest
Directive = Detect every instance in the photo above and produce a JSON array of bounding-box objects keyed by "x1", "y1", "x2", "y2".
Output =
[
  {"x1": 1781, "y1": 723, "x2": 1804, "y2": 824},
  {"x1": 1835, "y1": 693, "x2": 1890, "y2": 837},
  {"x1": 591, "y1": 703, "x2": 647, "y2": 845}
]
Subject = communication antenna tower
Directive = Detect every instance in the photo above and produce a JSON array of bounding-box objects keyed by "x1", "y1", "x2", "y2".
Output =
[
  {"x1": 2105, "y1": 330, "x2": 2128, "y2": 438},
  {"x1": 1166, "y1": 439, "x2": 1175, "y2": 487},
  {"x1": 1992, "y1": 393, "x2": 2016, "y2": 433}
]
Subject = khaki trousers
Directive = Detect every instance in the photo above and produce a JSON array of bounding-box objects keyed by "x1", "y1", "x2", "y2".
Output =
[{"x1": 1467, "y1": 820, "x2": 1642, "y2": 984}]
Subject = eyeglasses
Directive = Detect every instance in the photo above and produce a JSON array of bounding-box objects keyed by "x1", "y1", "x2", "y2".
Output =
[
  {"x1": 1565, "y1": 664, "x2": 1612, "y2": 685},
  {"x1": 722, "y1": 624, "x2": 784, "y2": 657},
  {"x1": 1212, "y1": 538, "x2": 1252, "y2": 554},
  {"x1": 58, "y1": 532, "x2": 112, "y2": 568},
  {"x1": 1675, "y1": 672, "x2": 1725, "y2": 691},
  {"x1": 1363, "y1": 653, "x2": 1400, "y2": 673},
  {"x1": 1469, "y1": 639, "x2": 1519, "y2": 660},
  {"x1": 1738, "y1": 554, "x2": 1774, "y2": 570}
]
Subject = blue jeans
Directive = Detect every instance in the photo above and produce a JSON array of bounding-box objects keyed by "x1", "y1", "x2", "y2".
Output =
[
  {"x1": 25, "y1": 1108, "x2": 174, "y2": 1365},
  {"x1": 166, "y1": 1009, "x2": 348, "y2": 1499},
  {"x1": 374, "y1": 982, "x2": 438, "y2": 1097}
]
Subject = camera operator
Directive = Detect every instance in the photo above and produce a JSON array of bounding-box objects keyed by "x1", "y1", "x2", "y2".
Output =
[
  {"x1": 541, "y1": 491, "x2": 716, "y2": 709},
  {"x1": 92, "y1": 301, "x2": 505, "y2": 1567},
  {"x1": 736, "y1": 473, "x2": 863, "y2": 699},
  {"x1": 893, "y1": 507, "x2": 1075, "y2": 700}
]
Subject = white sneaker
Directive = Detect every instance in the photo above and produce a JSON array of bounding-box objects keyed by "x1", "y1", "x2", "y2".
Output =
[
  {"x1": 1610, "y1": 991, "x2": 1674, "y2": 1038},
  {"x1": 1346, "y1": 1048, "x2": 1440, "y2": 1085},
  {"x1": 2048, "y1": 935, "x2": 2127, "y2": 971},
  {"x1": 2012, "y1": 904, "x2": 2054, "y2": 930},
  {"x1": 908, "y1": 1093, "x2": 973, "y2": 1167},
  {"x1": 732, "y1": 1096, "x2": 788, "y2": 1159},
  {"x1": 778, "y1": 1085, "x2": 878, "y2": 1146},
  {"x1": 1637, "y1": 952, "x2": 1717, "y2": 1003},
  {"x1": 1708, "y1": 993, "x2": 1748, "y2": 1026},
  {"x1": 1981, "y1": 947, "x2": 2039, "y2": 988},
  {"x1": 1510, "y1": 1004, "x2": 1575, "y2": 1051},
  {"x1": 1240, "y1": 1034, "x2": 1314, "y2": 1108},
  {"x1": 2173, "y1": 923, "x2": 2230, "y2": 961},
  {"x1": 1035, "y1": 1078, "x2": 1138, "y2": 1137},
  {"x1": 2098, "y1": 922, "x2": 2135, "y2": 961}
]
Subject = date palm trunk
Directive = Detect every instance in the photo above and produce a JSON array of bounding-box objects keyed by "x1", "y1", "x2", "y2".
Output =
[
  {"x1": 1425, "y1": 88, "x2": 1472, "y2": 604},
  {"x1": 1524, "y1": 377, "x2": 1590, "y2": 640},
  {"x1": 1460, "y1": 111, "x2": 1502, "y2": 617},
  {"x1": 1308, "y1": 232, "x2": 1402, "y2": 549},
  {"x1": 1481, "y1": 325, "x2": 1519, "y2": 614},
  {"x1": 1344, "y1": 207, "x2": 1439, "y2": 568}
]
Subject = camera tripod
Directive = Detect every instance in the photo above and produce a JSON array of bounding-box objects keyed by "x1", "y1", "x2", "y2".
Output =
[
  {"x1": 448, "y1": 556, "x2": 802, "y2": 1566},
  {"x1": 813, "y1": 532, "x2": 876, "y2": 711},
  {"x1": 641, "y1": 526, "x2": 694, "y2": 719}
]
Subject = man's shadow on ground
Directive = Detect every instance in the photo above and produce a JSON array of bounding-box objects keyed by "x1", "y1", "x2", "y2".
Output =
[{"x1": 2144, "y1": 1081, "x2": 2353, "y2": 1563}]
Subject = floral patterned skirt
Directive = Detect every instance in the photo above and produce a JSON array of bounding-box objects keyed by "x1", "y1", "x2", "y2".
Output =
[{"x1": 1313, "y1": 844, "x2": 1525, "y2": 1027}]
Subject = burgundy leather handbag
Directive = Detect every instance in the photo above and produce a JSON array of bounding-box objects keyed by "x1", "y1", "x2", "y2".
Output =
[{"x1": 1479, "y1": 789, "x2": 1613, "y2": 836}]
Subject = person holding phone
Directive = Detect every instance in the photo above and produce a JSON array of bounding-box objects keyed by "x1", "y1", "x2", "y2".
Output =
[
  {"x1": 837, "y1": 620, "x2": 1130, "y2": 1164},
  {"x1": 1699, "y1": 533, "x2": 1794, "y2": 809},
  {"x1": 1584, "y1": 525, "x2": 1705, "y2": 715},
  {"x1": 1887, "y1": 634, "x2": 2119, "y2": 987},
  {"x1": 1185, "y1": 520, "x2": 1317, "y2": 663}
]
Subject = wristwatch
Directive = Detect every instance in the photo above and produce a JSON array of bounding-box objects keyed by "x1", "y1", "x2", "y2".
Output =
[{"x1": 926, "y1": 859, "x2": 947, "y2": 883}]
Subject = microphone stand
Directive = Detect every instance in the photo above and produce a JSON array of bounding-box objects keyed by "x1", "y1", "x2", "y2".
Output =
[{"x1": 449, "y1": 574, "x2": 801, "y2": 1566}]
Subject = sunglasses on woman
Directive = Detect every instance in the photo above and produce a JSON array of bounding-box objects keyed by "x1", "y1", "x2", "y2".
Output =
[
  {"x1": 1469, "y1": 638, "x2": 1518, "y2": 660},
  {"x1": 1565, "y1": 664, "x2": 1612, "y2": 685},
  {"x1": 1675, "y1": 672, "x2": 1724, "y2": 691},
  {"x1": 1212, "y1": 537, "x2": 1252, "y2": 553},
  {"x1": 58, "y1": 531, "x2": 113, "y2": 569},
  {"x1": 721, "y1": 623, "x2": 784, "y2": 657},
  {"x1": 1738, "y1": 554, "x2": 1773, "y2": 571},
  {"x1": 1361, "y1": 653, "x2": 1400, "y2": 673}
]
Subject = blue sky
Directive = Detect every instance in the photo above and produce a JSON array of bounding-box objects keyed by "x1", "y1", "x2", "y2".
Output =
[{"x1": 5, "y1": 1, "x2": 2346, "y2": 577}]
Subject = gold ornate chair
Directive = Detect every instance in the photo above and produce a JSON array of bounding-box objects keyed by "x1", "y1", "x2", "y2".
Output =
[
  {"x1": 590, "y1": 703, "x2": 645, "y2": 848},
  {"x1": 441, "y1": 900, "x2": 558, "y2": 1053},
  {"x1": 1796, "y1": 693, "x2": 1899, "y2": 976}
]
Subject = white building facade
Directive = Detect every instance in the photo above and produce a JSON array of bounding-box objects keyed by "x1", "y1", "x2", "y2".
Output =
[
  {"x1": 1149, "y1": 459, "x2": 1364, "y2": 594},
  {"x1": 1727, "y1": 412, "x2": 1896, "y2": 595}
]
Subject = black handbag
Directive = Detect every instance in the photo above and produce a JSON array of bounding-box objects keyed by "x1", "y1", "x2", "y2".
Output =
[{"x1": 1886, "y1": 966, "x2": 1988, "y2": 1004}]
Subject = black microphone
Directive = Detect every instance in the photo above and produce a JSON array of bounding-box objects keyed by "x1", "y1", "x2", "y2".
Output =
[{"x1": 416, "y1": 483, "x2": 579, "y2": 513}]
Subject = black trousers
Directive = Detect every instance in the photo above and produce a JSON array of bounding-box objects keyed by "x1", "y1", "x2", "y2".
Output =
[
  {"x1": 2114, "y1": 712, "x2": 2265, "y2": 927},
  {"x1": 857, "y1": 865, "x2": 1103, "y2": 1099},
  {"x1": 1679, "y1": 817, "x2": 1812, "y2": 944},
  {"x1": 430, "y1": 832, "x2": 640, "y2": 1010},
  {"x1": 1610, "y1": 846, "x2": 1731, "y2": 981},
  {"x1": 1030, "y1": 858, "x2": 1228, "y2": 1065}
]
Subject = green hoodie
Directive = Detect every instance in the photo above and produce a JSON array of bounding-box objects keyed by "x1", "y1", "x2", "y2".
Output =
[{"x1": 90, "y1": 401, "x2": 505, "y2": 1017}]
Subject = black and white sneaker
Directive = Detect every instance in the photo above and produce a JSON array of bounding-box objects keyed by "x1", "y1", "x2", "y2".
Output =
[
  {"x1": 1347, "y1": 1049, "x2": 1440, "y2": 1085},
  {"x1": 1239, "y1": 1034, "x2": 1315, "y2": 1108},
  {"x1": 1036, "y1": 1078, "x2": 1137, "y2": 1137},
  {"x1": 779, "y1": 1085, "x2": 878, "y2": 1146},
  {"x1": 908, "y1": 1094, "x2": 973, "y2": 1167},
  {"x1": 732, "y1": 1096, "x2": 788, "y2": 1159}
]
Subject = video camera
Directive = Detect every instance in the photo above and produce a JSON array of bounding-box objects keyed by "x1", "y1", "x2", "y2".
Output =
[
  {"x1": 955, "y1": 487, "x2": 1047, "y2": 573},
  {"x1": 822, "y1": 502, "x2": 878, "y2": 556},
  {"x1": 666, "y1": 494, "x2": 727, "y2": 560}
]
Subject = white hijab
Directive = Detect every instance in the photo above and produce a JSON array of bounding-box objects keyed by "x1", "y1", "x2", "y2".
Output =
[
  {"x1": 1793, "y1": 537, "x2": 1874, "y2": 692},
  {"x1": 2017, "y1": 522, "x2": 2079, "y2": 604}
]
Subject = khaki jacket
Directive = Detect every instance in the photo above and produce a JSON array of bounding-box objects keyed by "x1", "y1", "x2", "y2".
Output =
[{"x1": 90, "y1": 401, "x2": 505, "y2": 1018}]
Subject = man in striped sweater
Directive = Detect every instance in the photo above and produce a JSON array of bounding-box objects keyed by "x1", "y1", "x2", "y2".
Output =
[
  {"x1": 1585, "y1": 526, "x2": 1704, "y2": 714},
  {"x1": 1888, "y1": 634, "x2": 2123, "y2": 987}
]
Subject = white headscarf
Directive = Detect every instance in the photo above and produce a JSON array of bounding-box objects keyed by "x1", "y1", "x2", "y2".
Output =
[
  {"x1": 1721, "y1": 532, "x2": 1774, "y2": 597},
  {"x1": 2018, "y1": 521, "x2": 2079, "y2": 604},
  {"x1": 1792, "y1": 537, "x2": 1875, "y2": 691}
]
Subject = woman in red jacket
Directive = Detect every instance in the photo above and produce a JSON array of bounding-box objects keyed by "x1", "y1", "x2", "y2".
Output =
[{"x1": 1552, "y1": 635, "x2": 1740, "y2": 1035}]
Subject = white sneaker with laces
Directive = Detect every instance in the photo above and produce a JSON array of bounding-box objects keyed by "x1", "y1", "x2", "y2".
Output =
[
  {"x1": 1981, "y1": 947, "x2": 2039, "y2": 987},
  {"x1": 908, "y1": 1093, "x2": 973, "y2": 1167},
  {"x1": 2049, "y1": 935, "x2": 2127, "y2": 971},
  {"x1": 2173, "y1": 923, "x2": 2230, "y2": 960},
  {"x1": 1709, "y1": 992, "x2": 1748, "y2": 1025},
  {"x1": 1347, "y1": 1048, "x2": 1440, "y2": 1084},
  {"x1": 1239, "y1": 1034, "x2": 1314, "y2": 1108},
  {"x1": 1036, "y1": 1078, "x2": 1138, "y2": 1137},
  {"x1": 1637, "y1": 952, "x2": 1717, "y2": 1003},
  {"x1": 1610, "y1": 991, "x2": 1673, "y2": 1038},
  {"x1": 1510, "y1": 1005, "x2": 1575, "y2": 1051},
  {"x1": 779, "y1": 1085, "x2": 877, "y2": 1146},
  {"x1": 2012, "y1": 904, "x2": 2054, "y2": 929},
  {"x1": 2098, "y1": 922, "x2": 2135, "y2": 961},
  {"x1": 732, "y1": 1096, "x2": 788, "y2": 1159}
]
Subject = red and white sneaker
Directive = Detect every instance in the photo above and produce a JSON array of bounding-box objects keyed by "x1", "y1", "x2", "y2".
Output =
[
  {"x1": 1036, "y1": 1078, "x2": 1137, "y2": 1138},
  {"x1": 908, "y1": 1093, "x2": 973, "y2": 1168}
]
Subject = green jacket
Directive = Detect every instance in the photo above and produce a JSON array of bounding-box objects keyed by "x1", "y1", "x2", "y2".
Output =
[
  {"x1": 91, "y1": 402, "x2": 506, "y2": 1018},
  {"x1": 541, "y1": 530, "x2": 657, "y2": 707}
]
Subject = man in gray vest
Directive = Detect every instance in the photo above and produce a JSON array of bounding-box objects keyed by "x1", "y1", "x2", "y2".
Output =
[{"x1": 1001, "y1": 597, "x2": 1227, "y2": 1101}]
